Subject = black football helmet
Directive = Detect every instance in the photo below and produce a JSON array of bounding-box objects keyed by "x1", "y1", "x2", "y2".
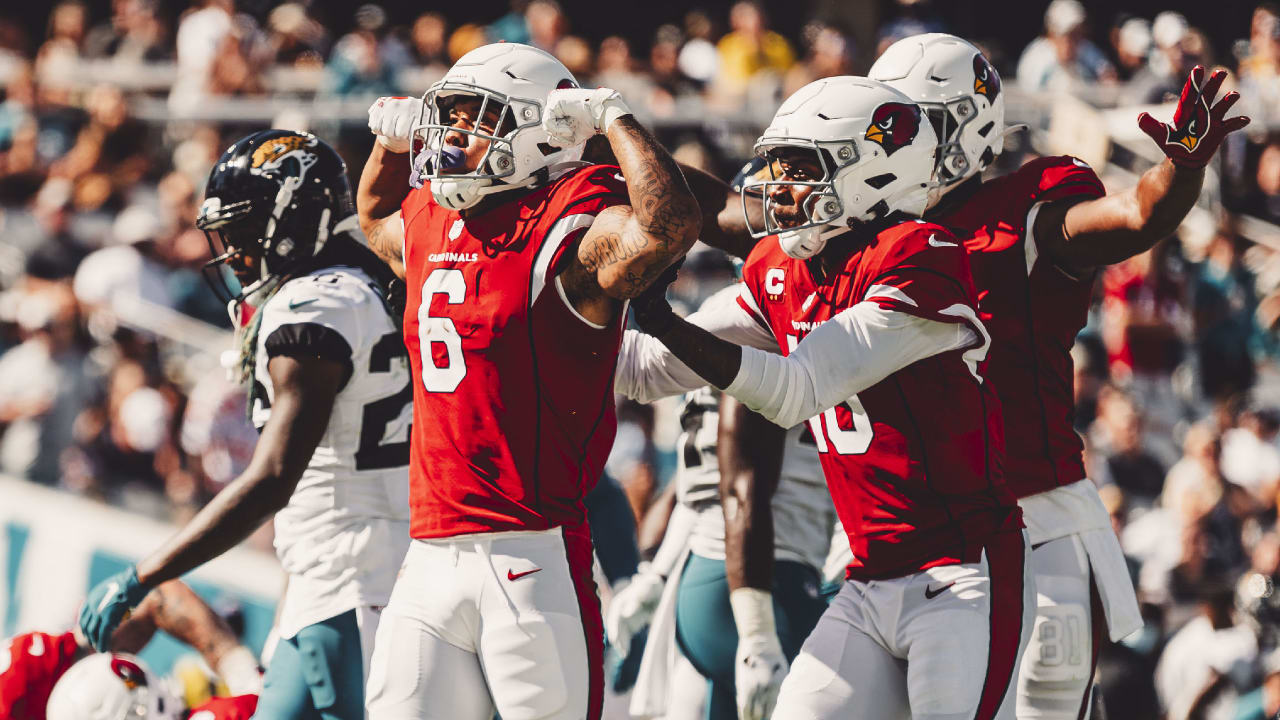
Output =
[{"x1": 199, "y1": 130, "x2": 355, "y2": 307}]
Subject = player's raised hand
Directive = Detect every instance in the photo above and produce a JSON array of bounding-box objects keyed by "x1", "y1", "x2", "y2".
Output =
[
  {"x1": 368, "y1": 96, "x2": 421, "y2": 154},
  {"x1": 735, "y1": 632, "x2": 788, "y2": 720},
  {"x1": 604, "y1": 566, "x2": 666, "y2": 656},
  {"x1": 77, "y1": 566, "x2": 150, "y2": 651},
  {"x1": 541, "y1": 87, "x2": 632, "y2": 148},
  {"x1": 1137, "y1": 65, "x2": 1250, "y2": 169}
]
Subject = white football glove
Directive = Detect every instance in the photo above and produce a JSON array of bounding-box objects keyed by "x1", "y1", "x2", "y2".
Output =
[
  {"x1": 731, "y1": 588, "x2": 788, "y2": 720},
  {"x1": 367, "y1": 96, "x2": 420, "y2": 154},
  {"x1": 541, "y1": 87, "x2": 632, "y2": 148},
  {"x1": 604, "y1": 566, "x2": 665, "y2": 656}
]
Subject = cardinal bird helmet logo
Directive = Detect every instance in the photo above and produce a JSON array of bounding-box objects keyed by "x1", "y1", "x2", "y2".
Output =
[
  {"x1": 864, "y1": 102, "x2": 922, "y2": 156},
  {"x1": 973, "y1": 54, "x2": 1000, "y2": 101}
]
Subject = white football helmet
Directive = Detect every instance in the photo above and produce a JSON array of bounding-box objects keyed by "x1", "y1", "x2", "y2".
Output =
[
  {"x1": 747, "y1": 76, "x2": 939, "y2": 259},
  {"x1": 410, "y1": 43, "x2": 585, "y2": 211},
  {"x1": 870, "y1": 33, "x2": 1006, "y2": 196},
  {"x1": 46, "y1": 653, "x2": 182, "y2": 720}
]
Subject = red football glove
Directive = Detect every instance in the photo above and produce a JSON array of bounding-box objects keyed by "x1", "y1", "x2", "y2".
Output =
[{"x1": 1137, "y1": 65, "x2": 1250, "y2": 169}]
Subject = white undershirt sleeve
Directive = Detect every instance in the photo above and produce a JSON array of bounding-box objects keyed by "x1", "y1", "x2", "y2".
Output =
[
  {"x1": 725, "y1": 301, "x2": 978, "y2": 429},
  {"x1": 615, "y1": 284, "x2": 778, "y2": 404}
]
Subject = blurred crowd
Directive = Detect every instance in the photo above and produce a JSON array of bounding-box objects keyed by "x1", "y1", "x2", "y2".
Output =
[{"x1": 1, "y1": 1, "x2": 1280, "y2": 718}]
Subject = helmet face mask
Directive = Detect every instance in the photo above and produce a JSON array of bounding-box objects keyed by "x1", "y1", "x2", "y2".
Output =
[
  {"x1": 411, "y1": 84, "x2": 531, "y2": 193},
  {"x1": 920, "y1": 95, "x2": 980, "y2": 185},
  {"x1": 408, "y1": 43, "x2": 584, "y2": 211},
  {"x1": 747, "y1": 141, "x2": 856, "y2": 241}
]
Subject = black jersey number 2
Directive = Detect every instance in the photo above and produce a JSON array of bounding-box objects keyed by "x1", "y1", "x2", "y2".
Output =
[{"x1": 355, "y1": 332, "x2": 413, "y2": 470}]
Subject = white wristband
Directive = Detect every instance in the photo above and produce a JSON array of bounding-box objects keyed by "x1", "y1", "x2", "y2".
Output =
[
  {"x1": 729, "y1": 587, "x2": 777, "y2": 639},
  {"x1": 216, "y1": 645, "x2": 263, "y2": 695},
  {"x1": 600, "y1": 103, "x2": 632, "y2": 134}
]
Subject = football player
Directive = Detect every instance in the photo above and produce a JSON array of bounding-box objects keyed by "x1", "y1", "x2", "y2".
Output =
[
  {"x1": 2, "y1": 580, "x2": 260, "y2": 720},
  {"x1": 47, "y1": 652, "x2": 258, "y2": 720},
  {"x1": 869, "y1": 33, "x2": 1250, "y2": 719},
  {"x1": 610, "y1": 299, "x2": 834, "y2": 720},
  {"x1": 624, "y1": 76, "x2": 1033, "y2": 719},
  {"x1": 358, "y1": 43, "x2": 703, "y2": 719},
  {"x1": 77, "y1": 131, "x2": 412, "y2": 720}
]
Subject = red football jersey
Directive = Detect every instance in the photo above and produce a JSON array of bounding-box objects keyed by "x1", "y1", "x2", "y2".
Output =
[
  {"x1": 0, "y1": 631, "x2": 80, "y2": 720},
  {"x1": 401, "y1": 165, "x2": 628, "y2": 539},
  {"x1": 937, "y1": 156, "x2": 1105, "y2": 499},
  {"x1": 739, "y1": 220, "x2": 1019, "y2": 581},
  {"x1": 187, "y1": 694, "x2": 258, "y2": 720}
]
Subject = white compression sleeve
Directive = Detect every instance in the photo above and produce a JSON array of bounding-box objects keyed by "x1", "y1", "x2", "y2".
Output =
[
  {"x1": 725, "y1": 302, "x2": 978, "y2": 429},
  {"x1": 615, "y1": 284, "x2": 778, "y2": 404}
]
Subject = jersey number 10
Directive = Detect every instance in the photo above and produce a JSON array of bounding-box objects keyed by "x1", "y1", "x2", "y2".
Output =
[{"x1": 786, "y1": 334, "x2": 874, "y2": 455}]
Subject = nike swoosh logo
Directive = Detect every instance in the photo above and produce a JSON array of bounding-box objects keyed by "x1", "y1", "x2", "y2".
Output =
[
  {"x1": 507, "y1": 568, "x2": 542, "y2": 581},
  {"x1": 924, "y1": 582, "x2": 955, "y2": 599},
  {"x1": 927, "y1": 234, "x2": 958, "y2": 248},
  {"x1": 96, "y1": 582, "x2": 120, "y2": 614},
  {"x1": 289, "y1": 298, "x2": 318, "y2": 311},
  {"x1": 613, "y1": 173, "x2": 625, "y2": 183},
  {"x1": 28, "y1": 634, "x2": 44, "y2": 656}
]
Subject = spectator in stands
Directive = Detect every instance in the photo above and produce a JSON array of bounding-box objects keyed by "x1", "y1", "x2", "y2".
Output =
[
  {"x1": 1016, "y1": 0, "x2": 1117, "y2": 93},
  {"x1": 488, "y1": 0, "x2": 532, "y2": 45},
  {"x1": 1193, "y1": 229, "x2": 1260, "y2": 400},
  {"x1": 1234, "y1": 650, "x2": 1280, "y2": 720},
  {"x1": 1220, "y1": 404, "x2": 1280, "y2": 506},
  {"x1": 447, "y1": 23, "x2": 487, "y2": 64},
  {"x1": 0, "y1": 284, "x2": 89, "y2": 486},
  {"x1": 1110, "y1": 16, "x2": 1153, "y2": 82},
  {"x1": 49, "y1": 84, "x2": 150, "y2": 209},
  {"x1": 1163, "y1": 422, "x2": 1225, "y2": 520},
  {"x1": 36, "y1": 1, "x2": 86, "y2": 81},
  {"x1": 1256, "y1": 140, "x2": 1280, "y2": 221},
  {"x1": 265, "y1": 2, "x2": 328, "y2": 69},
  {"x1": 1236, "y1": 5, "x2": 1280, "y2": 131},
  {"x1": 784, "y1": 21, "x2": 855, "y2": 97},
  {"x1": 714, "y1": 1, "x2": 794, "y2": 98},
  {"x1": 72, "y1": 204, "x2": 174, "y2": 335},
  {"x1": 168, "y1": 0, "x2": 233, "y2": 112},
  {"x1": 1155, "y1": 579, "x2": 1258, "y2": 720},
  {"x1": 593, "y1": 36, "x2": 654, "y2": 118},
  {"x1": 1239, "y1": 4, "x2": 1280, "y2": 82},
  {"x1": 1090, "y1": 385, "x2": 1168, "y2": 505},
  {"x1": 1128, "y1": 12, "x2": 1198, "y2": 104},
  {"x1": 647, "y1": 25, "x2": 695, "y2": 116},
  {"x1": 326, "y1": 5, "x2": 399, "y2": 97},
  {"x1": 677, "y1": 9, "x2": 719, "y2": 87},
  {"x1": 84, "y1": 0, "x2": 167, "y2": 63},
  {"x1": 410, "y1": 13, "x2": 449, "y2": 68},
  {"x1": 554, "y1": 35, "x2": 592, "y2": 79},
  {"x1": 876, "y1": 0, "x2": 945, "y2": 56},
  {"x1": 526, "y1": 0, "x2": 567, "y2": 53}
]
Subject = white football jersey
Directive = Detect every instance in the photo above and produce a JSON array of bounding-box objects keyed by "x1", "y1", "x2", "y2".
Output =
[
  {"x1": 251, "y1": 264, "x2": 412, "y2": 637},
  {"x1": 671, "y1": 388, "x2": 835, "y2": 570}
]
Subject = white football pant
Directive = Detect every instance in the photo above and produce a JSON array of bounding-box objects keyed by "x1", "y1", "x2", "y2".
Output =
[
  {"x1": 772, "y1": 530, "x2": 1034, "y2": 720},
  {"x1": 365, "y1": 527, "x2": 602, "y2": 720}
]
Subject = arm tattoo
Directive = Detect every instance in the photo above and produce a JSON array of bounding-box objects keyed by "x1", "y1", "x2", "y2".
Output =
[
  {"x1": 579, "y1": 232, "x2": 649, "y2": 273},
  {"x1": 367, "y1": 219, "x2": 404, "y2": 275},
  {"x1": 608, "y1": 116, "x2": 700, "y2": 257}
]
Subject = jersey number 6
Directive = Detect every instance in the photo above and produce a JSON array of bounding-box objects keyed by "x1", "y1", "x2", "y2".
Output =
[{"x1": 418, "y1": 268, "x2": 468, "y2": 393}]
